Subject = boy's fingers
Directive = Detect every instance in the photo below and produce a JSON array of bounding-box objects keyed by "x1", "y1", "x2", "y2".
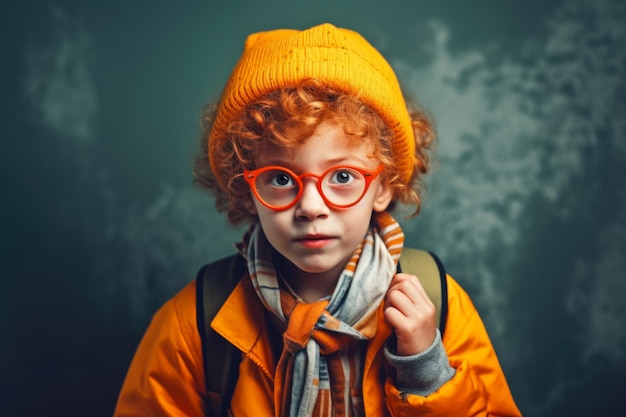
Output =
[
  {"x1": 385, "y1": 287, "x2": 415, "y2": 316},
  {"x1": 388, "y1": 273, "x2": 433, "y2": 308}
]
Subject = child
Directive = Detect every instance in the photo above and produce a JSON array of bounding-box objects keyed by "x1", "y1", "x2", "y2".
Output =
[{"x1": 114, "y1": 23, "x2": 521, "y2": 416}]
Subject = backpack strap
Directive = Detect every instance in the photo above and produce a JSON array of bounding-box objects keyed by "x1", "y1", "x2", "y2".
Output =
[
  {"x1": 196, "y1": 253, "x2": 246, "y2": 417},
  {"x1": 397, "y1": 248, "x2": 448, "y2": 335}
]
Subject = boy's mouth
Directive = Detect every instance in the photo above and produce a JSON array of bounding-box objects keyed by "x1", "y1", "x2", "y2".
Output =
[{"x1": 294, "y1": 234, "x2": 335, "y2": 249}]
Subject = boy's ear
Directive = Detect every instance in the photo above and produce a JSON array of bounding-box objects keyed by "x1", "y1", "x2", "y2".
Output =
[{"x1": 373, "y1": 183, "x2": 394, "y2": 212}]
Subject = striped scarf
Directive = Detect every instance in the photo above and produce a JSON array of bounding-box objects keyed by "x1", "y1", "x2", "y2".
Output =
[{"x1": 243, "y1": 211, "x2": 404, "y2": 417}]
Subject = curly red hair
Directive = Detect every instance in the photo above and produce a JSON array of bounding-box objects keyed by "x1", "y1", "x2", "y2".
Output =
[{"x1": 194, "y1": 78, "x2": 435, "y2": 225}]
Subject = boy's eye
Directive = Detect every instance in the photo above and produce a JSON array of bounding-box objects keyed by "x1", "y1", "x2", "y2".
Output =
[
  {"x1": 328, "y1": 169, "x2": 359, "y2": 185},
  {"x1": 270, "y1": 173, "x2": 295, "y2": 187}
]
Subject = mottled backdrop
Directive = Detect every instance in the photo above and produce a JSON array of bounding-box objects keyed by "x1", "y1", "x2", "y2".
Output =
[{"x1": 1, "y1": 0, "x2": 624, "y2": 416}]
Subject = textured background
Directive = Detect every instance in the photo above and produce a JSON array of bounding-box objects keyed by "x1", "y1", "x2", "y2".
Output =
[{"x1": 1, "y1": 0, "x2": 624, "y2": 415}]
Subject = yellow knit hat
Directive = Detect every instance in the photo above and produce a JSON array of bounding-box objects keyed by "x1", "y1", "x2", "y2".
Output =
[{"x1": 208, "y1": 23, "x2": 415, "y2": 185}]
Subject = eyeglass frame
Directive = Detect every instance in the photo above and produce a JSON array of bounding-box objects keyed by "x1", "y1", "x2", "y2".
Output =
[{"x1": 243, "y1": 164, "x2": 385, "y2": 210}]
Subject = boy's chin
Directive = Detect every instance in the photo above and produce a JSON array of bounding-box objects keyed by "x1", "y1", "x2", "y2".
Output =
[
  {"x1": 283, "y1": 258, "x2": 330, "y2": 274},
  {"x1": 277, "y1": 253, "x2": 348, "y2": 277}
]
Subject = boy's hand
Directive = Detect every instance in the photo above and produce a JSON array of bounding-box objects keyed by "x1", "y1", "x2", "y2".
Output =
[{"x1": 384, "y1": 273, "x2": 437, "y2": 356}]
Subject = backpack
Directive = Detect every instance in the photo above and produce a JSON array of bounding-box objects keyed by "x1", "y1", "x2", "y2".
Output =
[{"x1": 195, "y1": 248, "x2": 448, "y2": 416}]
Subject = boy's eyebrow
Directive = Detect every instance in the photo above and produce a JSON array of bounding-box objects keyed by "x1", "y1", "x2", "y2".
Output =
[
  {"x1": 325, "y1": 156, "x2": 371, "y2": 166},
  {"x1": 259, "y1": 156, "x2": 372, "y2": 169}
]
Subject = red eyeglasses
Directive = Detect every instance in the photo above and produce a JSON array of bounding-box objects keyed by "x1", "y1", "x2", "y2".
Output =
[{"x1": 244, "y1": 164, "x2": 384, "y2": 210}]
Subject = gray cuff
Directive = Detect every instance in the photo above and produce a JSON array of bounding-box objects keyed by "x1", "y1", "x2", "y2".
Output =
[{"x1": 384, "y1": 329, "x2": 456, "y2": 396}]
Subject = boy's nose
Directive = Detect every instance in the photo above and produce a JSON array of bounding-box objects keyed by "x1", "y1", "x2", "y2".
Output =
[{"x1": 294, "y1": 181, "x2": 330, "y2": 220}]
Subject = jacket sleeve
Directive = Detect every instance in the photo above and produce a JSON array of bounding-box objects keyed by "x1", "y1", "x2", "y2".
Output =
[
  {"x1": 113, "y1": 281, "x2": 208, "y2": 417},
  {"x1": 384, "y1": 275, "x2": 522, "y2": 417}
]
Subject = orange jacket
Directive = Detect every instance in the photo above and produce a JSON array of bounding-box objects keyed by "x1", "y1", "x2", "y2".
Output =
[{"x1": 114, "y1": 274, "x2": 522, "y2": 416}]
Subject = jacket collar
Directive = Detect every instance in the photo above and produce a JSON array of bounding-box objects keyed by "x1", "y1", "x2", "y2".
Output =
[{"x1": 211, "y1": 276, "x2": 276, "y2": 379}]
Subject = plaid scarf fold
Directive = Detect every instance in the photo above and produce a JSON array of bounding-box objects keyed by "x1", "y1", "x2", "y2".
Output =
[{"x1": 242, "y1": 211, "x2": 404, "y2": 417}]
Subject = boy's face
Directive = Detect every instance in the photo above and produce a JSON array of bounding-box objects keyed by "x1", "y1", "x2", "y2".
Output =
[{"x1": 247, "y1": 121, "x2": 393, "y2": 281}]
